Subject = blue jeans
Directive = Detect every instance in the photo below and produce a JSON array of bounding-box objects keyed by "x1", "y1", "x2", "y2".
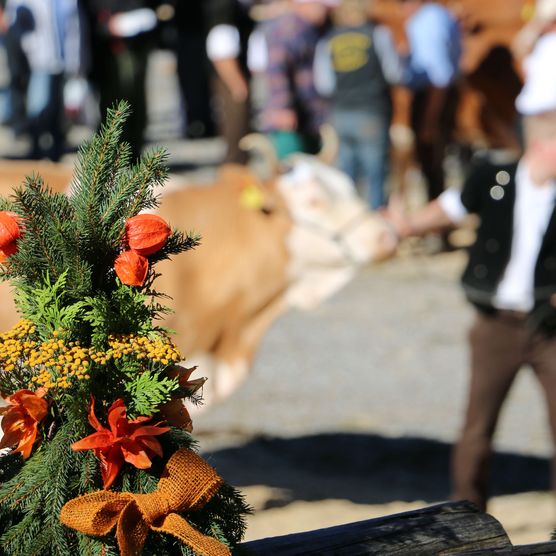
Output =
[
  {"x1": 26, "y1": 71, "x2": 64, "y2": 161},
  {"x1": 331, "y1": 109, "x2": 391, "y2": 209}
]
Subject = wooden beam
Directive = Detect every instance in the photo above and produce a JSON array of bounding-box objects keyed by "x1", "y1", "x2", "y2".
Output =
[{"x1": 235, "y1": 501, "x2": 516, "y2": 555}]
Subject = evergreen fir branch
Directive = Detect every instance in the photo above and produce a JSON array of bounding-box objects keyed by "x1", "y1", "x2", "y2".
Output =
[
  {"x1": 0, "y1": 197, "x2": 15, "y2": 212},
  {"x1": 77, "y1": 450, "x2": 100, "y2": 492},
  {"x1": 102, "y1": 149, "x2": 169, "y2": 245},
  {"x1": 76, "y1": 534, "x2": 119, "y2": 556},
  {"x1": 71, "y1": 102, "x2": 131, "y2": 239},
  {"x1": 6, "y1": 176, "x2": 77, "y2": 288},
  {"x1": 124, "y1": 371, "x2": 178, "y2": 418},
  {"x1": 148, "y1": 229, "x2": 201, "y2": 265},
  {"x1": 0, "y1": 423, "x2": 84, "y2": 554},
  {"x1": 0, "y1": 508, "x2": 42, "y2": 554}
]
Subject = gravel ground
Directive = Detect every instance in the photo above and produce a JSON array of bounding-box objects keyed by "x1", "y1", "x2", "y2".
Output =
[{"x1": 194, "y1": 250, "x2": 552, "y2": 459}]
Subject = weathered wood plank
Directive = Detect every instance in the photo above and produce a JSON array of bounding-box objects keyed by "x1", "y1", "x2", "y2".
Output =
[
  {"x1": 235, "y1": 501, "x2": 513, "y2": 555},
  {"x1": 458, "y1": 541, "x2": 556, "y2": 555}
]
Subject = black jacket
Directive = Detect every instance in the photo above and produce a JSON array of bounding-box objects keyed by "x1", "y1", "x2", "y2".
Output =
[{"x1": 460, "y1": 157, "x2": 556, "y2": 333}]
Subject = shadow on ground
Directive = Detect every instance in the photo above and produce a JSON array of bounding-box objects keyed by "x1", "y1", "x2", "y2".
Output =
[{"x1": 201, "y1": 433, "x2": 550, "y2": 508}]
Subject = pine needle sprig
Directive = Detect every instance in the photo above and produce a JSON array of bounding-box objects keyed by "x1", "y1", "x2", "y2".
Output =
[
  {"x1": 147, "y1": 229, "x2": 201, "y2": 266},
  {"x1": 6, "y1": 176, "x2": 79, "y2": 290},
  {"x1": 71, "y1": 102, "x2": 130, "y2": 237},
  {"x1": 102, "y1": 149, "x2": 169, "y2": 246}
]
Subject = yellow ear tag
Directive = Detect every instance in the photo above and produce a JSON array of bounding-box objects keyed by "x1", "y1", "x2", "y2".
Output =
[
  {"x1": 240, "y1": 182, "x2": 265, "y2": 210},
  {"x1": 521, "y1": 2, "x2": 535, "y2": 21}
]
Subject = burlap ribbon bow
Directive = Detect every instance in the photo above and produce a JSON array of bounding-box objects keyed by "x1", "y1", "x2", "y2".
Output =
[{"x1": 60, "y1": 449, "x2": 231, "y2": 556}]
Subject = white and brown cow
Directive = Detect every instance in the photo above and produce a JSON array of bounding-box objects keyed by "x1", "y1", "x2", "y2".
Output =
[{"x1": 0, "y1": 153, "x2": 396, "y2": 405}]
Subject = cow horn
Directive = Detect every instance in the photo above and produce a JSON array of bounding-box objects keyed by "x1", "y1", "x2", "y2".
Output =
[
  {"x1": 318, "y1": 123, "x2": 339, "y2": 166},
  {"x1": 239, "y1": 133, "x2": 279, "y2": 176}
]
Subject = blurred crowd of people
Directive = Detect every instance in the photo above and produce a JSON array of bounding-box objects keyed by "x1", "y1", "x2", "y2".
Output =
[
  {"x1": 0, "y1": 0, "x2": 541, "y2": 207},
  {"x1": 0, "y1": 0, "x2": 465, "y2": 209}
]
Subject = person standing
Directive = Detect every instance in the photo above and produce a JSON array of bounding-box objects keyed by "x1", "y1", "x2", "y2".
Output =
[
  {"x1": 83, "y1": 0, "x2": 159, "y2": 161},
  {"x1": 204, "y1": 0, "x2": 255, "y2": 164},
  {"x1": 314, "y1": 0, "x2": 406, "y2": 209},
  {"x1": 4, "y1": 0, "x2": 85, "y2": 161},
  {"x1": 260, "y1": 0, "x2": 339, "y2": 160},
  {"x1": 402, "y1": 0, "x2": 461, "y2": 201},
  {"x1": 386, "y1": 66, "x2": 556, "y2": 510},
  {"x1": 171, "y1": 1, "x2": 216, "y2": 140}
]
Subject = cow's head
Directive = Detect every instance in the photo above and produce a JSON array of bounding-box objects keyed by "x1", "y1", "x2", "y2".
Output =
[{"x1": 242, "y1": 133, "x2": 397, "y2": 309}]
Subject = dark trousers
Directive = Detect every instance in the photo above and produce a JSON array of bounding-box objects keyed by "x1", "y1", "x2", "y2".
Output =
[
  {"x1": 212, "y1": 75, "x2": 251, "y2": 164},
  {"x1": 410, "y1": 85, "x2": 459, "y2": 201},
  {"x1": 95, "y1": 39, "x2": 150, "y2": 161},
  {"x1": 452, "y1": 311, "x2": 556, "y2": 511},
  {"x1": 176, "y1": 33, "x2": 215, "y2": 138}
]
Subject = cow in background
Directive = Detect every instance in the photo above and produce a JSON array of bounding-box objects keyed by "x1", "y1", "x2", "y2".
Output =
[
  {"x1": 0, "y1": 145, "x2": 396, "y2": 406},
  {"x1": 155, "y1": 139, "x2": 396, "y2": 405},
  {"x1": 373, "y1": 0, "x2": 525, "y2": 205}
]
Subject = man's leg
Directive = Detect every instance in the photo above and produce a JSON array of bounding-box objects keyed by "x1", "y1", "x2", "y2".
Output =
[
  {"x1": 529, "y1": 333, "x2": 556, "y2": 495},
  {"x1": 356, "y1": 112, "x2": 391, "y2": 210},
  {"x1": 452, "y1": 312, "x2": 527, "y2": 510}
]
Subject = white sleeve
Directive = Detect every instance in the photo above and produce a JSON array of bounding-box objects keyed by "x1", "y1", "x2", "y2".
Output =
[
  {"x1": 247, "y1": 28, "x2": 268, "y2": 73},
  {"x1": 438, "y1": 188, "x2": 468, "y2": 224},
  {"x1": 373, "y1": 25, "x2": 406, "y2": 85},
  {"x1": 206, "y1": 24, "x2": 241, "y2": 61},
  {"x1": 108, "y1": 8, "x2": 157, "y2": 38},
  {"x1": 313, "y1": 39, "x2": 336, "y2": 97}
]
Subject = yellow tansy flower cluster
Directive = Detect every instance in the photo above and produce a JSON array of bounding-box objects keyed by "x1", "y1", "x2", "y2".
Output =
[
  {"x1": 0, "y1": 320, "x2": 182, "y2": 390},
  {"x1": 106, "y1": 333, "x2": 181, "y2": 366}
]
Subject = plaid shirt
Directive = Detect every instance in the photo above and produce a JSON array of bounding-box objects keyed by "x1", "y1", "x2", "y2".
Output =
[{"x1": 261, "y1": 13, "x2": 328, "y2": 135}]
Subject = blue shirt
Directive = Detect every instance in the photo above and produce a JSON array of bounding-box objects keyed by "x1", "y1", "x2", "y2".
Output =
[{"x1": 405, "y1": 4, "x2": 461, "y2": 89}]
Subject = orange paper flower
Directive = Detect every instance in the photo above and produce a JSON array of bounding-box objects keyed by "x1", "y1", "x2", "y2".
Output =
[
  {"x1": 114, "y1": 250, "x2": 149, "y2": 286},
  {"x1": 0, "y1": 389, "x2": 48, "y2": 458},
  {"x1": 71, "y1": 398, "x2": 170, "y2": 489},
  {"x1": 125, "y1": 214, "x2": 171, "y2": 256}
]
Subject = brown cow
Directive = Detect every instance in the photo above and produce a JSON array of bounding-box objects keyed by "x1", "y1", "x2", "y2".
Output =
[
  {"x1": 373, "y1": 0, "x2": 525, "y2": 149},
  {"x1": 155, "y1": 156, "x2": 396, "y2": 404},
  {"x1": 372, "y1": 0, "x2": 526, "y2": 205},
  {"x1": 0, "y1": 155, "x2": 396, "y2": 406}
]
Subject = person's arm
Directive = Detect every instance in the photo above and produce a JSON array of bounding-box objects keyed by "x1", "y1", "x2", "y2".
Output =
[
  {"x1": 313, "y1": 38, "x2": 336, "y2": 97},
  {"x1": 206, "y1": 24, "x2": 249, "y2": 102},
  {"x1": 387, "y1": 188, "x2": 467, "y2": 239},
  {"x1": 373, "y1": 25, "x2": 407, "y2": 85}
]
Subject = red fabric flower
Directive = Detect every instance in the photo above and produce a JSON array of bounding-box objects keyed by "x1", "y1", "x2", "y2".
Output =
[
  {"x1": 0, "y1": 211, "x2": 22, "y2": 261},
  {"x1": 0, "y1": 389, "x2": 48, "y2": 458},
  {"x1": 114, "y1": 250, "x2": 149, "y2": 286},
  {"x1": 71, "y1": 398, "x2": 170, "y2": 489},
  {"x1": 125, "y1": 214, "x2": 171, "y2": 256}
]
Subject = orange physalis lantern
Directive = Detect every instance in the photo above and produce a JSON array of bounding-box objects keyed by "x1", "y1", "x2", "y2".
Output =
[
  {"x1": 0, "y1": 389, "x2": 48, "y2": 458},
  {"x1": 114, "y1": 250, "x2": 149, "y2": 286},
  {"x1": 125, "y1": 214, "x2": 171, "y2": 256},
  {"x1": 0, "y1": 211, "x2": 22, "y2": 261},
  {"x1": 0, "y1": 241, "x2": 18, "y2": 263}
]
